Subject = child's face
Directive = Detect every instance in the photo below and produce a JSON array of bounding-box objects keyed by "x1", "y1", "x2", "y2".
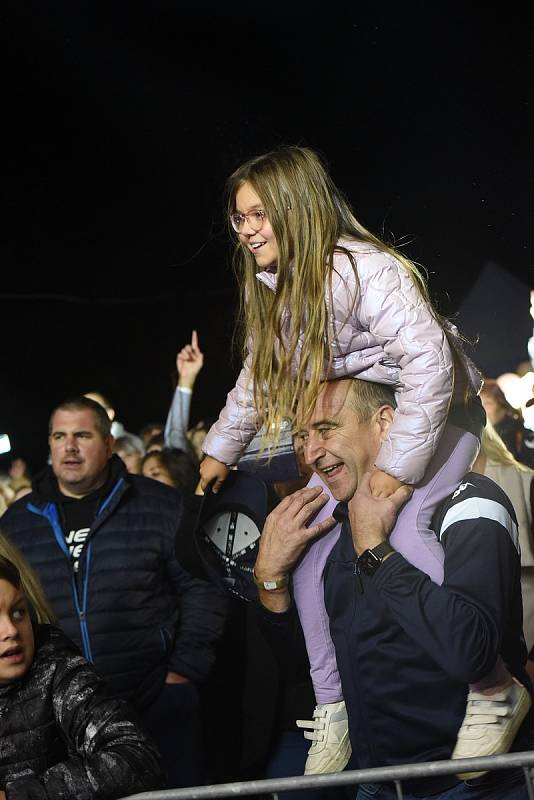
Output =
[
  {"x1": 234, "y1": 182, "x2": 279, "y2": 271},
  {"x1": 0, "y1": 579, "x2": 34, "y2": 683}
]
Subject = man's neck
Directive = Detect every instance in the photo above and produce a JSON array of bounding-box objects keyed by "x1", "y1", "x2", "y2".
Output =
[{"x1": 57, "y1": 473, "x2": 108, "y2": 500}]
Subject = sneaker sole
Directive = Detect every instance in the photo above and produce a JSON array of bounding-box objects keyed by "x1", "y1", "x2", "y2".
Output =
[
  {"x1": 304, "y1": 732, "x2": 352, "y2": 775},
  {"x1": 455, "y1": 688, "x2": 532, "y2": 780}
]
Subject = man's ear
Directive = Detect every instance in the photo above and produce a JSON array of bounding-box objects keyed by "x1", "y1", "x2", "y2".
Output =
[{"x1": 376, "y1": 405, "x2": 395, "y2": 440}]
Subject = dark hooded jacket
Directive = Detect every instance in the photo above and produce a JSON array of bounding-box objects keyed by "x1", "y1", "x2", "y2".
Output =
[
  {"x1": 1, "y1": 456, "x2": 227, "y2": 709},
  {"x1": 0, "y1": 625, "x2": 163, "y2": 800}
]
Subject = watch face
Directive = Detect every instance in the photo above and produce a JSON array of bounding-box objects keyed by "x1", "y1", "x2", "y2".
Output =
[{"x1": 359, "y1": 549, "x2": 381, "y2": 577}]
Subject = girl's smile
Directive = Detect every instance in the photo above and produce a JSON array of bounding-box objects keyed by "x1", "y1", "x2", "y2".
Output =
[{"x1": 235, "y1": 182, "x2": 279, "y2": 270}]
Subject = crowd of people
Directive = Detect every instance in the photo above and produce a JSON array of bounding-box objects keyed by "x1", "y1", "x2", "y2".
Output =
[{"x1": 0, "y1": 145, "x2": 534, "y2": 799}]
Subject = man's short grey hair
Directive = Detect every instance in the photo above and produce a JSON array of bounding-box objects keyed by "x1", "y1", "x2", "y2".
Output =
[
  {"x1": 115, "y1": 434, "x2": 145, "y2": 457},
  {"x1": 349, "y1": 379, "x2": 397, "y2": 422}
]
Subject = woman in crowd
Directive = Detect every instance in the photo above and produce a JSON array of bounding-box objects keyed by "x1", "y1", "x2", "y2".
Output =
[
  {"x1": 480, "y1": 379, "x2": 534, "y2": 468},
  {"x1": 472, "y1": 423, "x2": 534, "y2": 678},
  {"x1": 114, "y1": 433, "x2": 145, "y2": 474},
  {"x1": 142, "y1": 447, "x2": 198, "y2": 497}
]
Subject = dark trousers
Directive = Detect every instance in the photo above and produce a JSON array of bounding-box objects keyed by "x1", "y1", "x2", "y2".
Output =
[
  {"x1": 265, "y1": 731, "x2": 352, "y2": 800},
  {"x1": 141, "y1": 681, "x2": 204, "y2": 789}
]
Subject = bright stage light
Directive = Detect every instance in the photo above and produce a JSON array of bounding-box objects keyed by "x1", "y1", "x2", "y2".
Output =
[{"x1": 0, "y1": 434, "x2": 11, "y2": 455}]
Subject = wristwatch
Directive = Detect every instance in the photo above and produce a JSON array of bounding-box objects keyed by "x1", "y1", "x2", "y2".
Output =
[
  {"x1": 252, "y1": 569, "x2": 289, "y2": 591},
  {"x1": 356, "y1": 542, "x2": 395, "y2": 577}
]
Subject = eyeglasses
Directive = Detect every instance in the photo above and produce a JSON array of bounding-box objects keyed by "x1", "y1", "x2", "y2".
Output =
[{"x1": 229, "y1": 209, "x2": 268, "y2": 233}]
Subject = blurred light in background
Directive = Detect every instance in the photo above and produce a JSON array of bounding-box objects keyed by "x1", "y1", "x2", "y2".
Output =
[
  {"x1": 0, "y1": 434, "x2": 11, "y2": 455},
  {"x1": 495, "y1": 288, "x2": 534, "y2": 431}
]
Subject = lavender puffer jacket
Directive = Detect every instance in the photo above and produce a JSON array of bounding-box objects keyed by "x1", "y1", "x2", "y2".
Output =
[{"x1": 203, "y1": 240, "x2": 479, "y2": 484}]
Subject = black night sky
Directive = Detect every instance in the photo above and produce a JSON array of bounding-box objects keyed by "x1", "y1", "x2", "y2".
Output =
[{"x1": 1, "y1": 2, "x2": 533, "y2": 472}]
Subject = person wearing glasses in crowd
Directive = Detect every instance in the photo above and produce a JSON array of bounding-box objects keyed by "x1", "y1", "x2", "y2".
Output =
[{"x1": 198, "y1": 145, "x2": 530, "y2": 775}]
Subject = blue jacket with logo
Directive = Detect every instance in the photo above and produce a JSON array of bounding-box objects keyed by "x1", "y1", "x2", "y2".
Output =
[{"x1": 1, "y1": 456, "x2": 227, "y2": 710}]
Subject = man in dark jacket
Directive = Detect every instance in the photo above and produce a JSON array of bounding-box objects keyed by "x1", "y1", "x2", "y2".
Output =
[
  {"x1": 1, "y1": 396, "x2": 227, "y2": 788},
  {"x1": 254, "y1": 378, "x2": 534, "y2": 799}
]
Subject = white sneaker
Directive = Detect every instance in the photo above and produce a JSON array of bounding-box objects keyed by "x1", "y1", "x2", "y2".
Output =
[
  {"x1": 452, "y1": 677, "x2": 532, "y2": 779},
  {"x1": 296, "y1": 700, "x2": 352, "y2": 775}
]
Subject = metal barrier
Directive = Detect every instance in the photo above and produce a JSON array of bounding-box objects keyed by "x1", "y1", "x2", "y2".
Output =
[{"x1": 121, "y1": 751, "x2": 534, "y2": 800}]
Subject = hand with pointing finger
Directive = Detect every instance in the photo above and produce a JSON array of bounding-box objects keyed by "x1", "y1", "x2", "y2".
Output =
[{"x1": 177, "y1": 330, "x2": 204, "y2": 390}]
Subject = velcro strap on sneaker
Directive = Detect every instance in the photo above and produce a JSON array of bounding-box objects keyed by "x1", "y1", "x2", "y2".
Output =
[
  {"x1": 301, "y1": 730, "x2": 324, "y2": 742},
  {"x1": 466, "y1": 690, "x2": 509, "y2": 703},
  {"x1": 296, "y1": 718, "x2": 325, "y2": 732},
  {"x1": 462, "y1": 714, "x2": 503, "y2": 727},
  {"x1": 466, "y1": 701, "x2": 512, "y2": 718}
]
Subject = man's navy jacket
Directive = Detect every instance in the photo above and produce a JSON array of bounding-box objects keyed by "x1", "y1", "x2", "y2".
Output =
[
  {"x1": 2, "y1": 456, "x2": 227, "y2": 710},
  {"x1": 257, "y1": 473, "x2": 534, "y2": 795}
]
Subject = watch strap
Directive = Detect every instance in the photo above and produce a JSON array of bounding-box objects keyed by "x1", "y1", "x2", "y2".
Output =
[
  {"x1": 356, "y1": 542, "x2": 396, "y2": 577},
  {"x1": 370, "y1": 541, "x2": 395, "y2": 561},
  {"x1": 253, "y1": 569, "x2": 289, "y2": 591}
]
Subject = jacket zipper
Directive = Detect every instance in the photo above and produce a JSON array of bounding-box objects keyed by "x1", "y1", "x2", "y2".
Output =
[{"x1": 27, "y1": 478, "x2": 126, "y2": 664}]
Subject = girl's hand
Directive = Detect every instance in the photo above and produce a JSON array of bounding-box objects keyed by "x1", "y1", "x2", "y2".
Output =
[
  {"x1": 349, "y1": 471, "x2": 413, "y2": 555},
  {"x1": 369, "y1": 469, "x2": 407, "y2": 498},
  {"x1": 199, "y1": 456, "x2": 230, "y2": 494}
]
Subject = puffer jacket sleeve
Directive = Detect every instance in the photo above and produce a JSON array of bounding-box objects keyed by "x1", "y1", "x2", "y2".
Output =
[
  {"x1": 335, "y1": 249, "x2": 454, "y2": 484},
  {"x1": 202, "y1": 351, "x2": 261, "y2": 465},
  {"x1": 5, "y1": 654, "x2": 164, "y2": 800},
  {"x1": 165, "y1": 542, "x2": 229, "y2": 682}
]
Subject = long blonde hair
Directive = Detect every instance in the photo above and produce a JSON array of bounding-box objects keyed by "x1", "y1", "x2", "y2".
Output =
[
  {"x1": 227, "y1": 145, "x2": 444, "y2": 444},
  {"x1": 481, "y1": 421, "x2": 532, "y2": 472},
  {"x1": 0, "y1": 531, "x2": 56, "y2": 624}
]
